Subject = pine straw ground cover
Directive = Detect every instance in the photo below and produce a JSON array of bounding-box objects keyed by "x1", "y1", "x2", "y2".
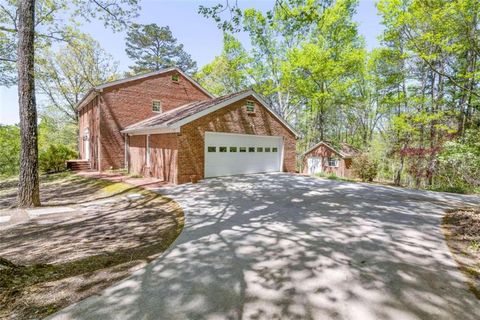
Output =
[
  {"x1": 442, "y1": 207, "x2": 480, "y2": 299},
  {"x1": 0, "y1": 173, "x2": 184, "y2": 319}
]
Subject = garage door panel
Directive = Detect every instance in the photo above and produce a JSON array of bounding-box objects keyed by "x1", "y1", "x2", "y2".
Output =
[{"x1": 204, "y1": 132, "x2": 283, "y2": 178}]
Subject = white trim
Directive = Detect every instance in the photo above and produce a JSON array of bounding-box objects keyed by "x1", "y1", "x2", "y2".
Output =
[
  {"x1": 124, "y1": 135, "x2": 129, "y2": 169},
  {"x1": 121, "y1": 126, "x2": 180, "y2": 135},
  {"x1": 170, "y1": 90, "x2": 299, "y2": 138},
  {"x1": 146, "y1": 134, "x2": 151, "y2": 167},
  {"x1": 204, "y1": 131, "x2": 283, "y2": 139}
]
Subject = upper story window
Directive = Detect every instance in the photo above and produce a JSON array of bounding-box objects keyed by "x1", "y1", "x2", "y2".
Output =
[
  {"x1": 171, "y1": 74, "x2": 179, "y2": 82},
  {"x1": 245, "y1": 100, "x2": 255, "y2": 113},
  {"x1": 152, "y1": 100, "x2": 162, "y2": 112}
]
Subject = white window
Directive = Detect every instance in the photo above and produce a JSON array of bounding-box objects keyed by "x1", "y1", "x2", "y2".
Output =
[
  {"x1": 328, "y1": 157, "x2": 339, "y2": 167},
  {"x1": 246, "y1": 100, "x2": 255, "y2": 113},
  {"x1": 146, "y1": 135, "x2": 151, "y2": 167},
  {"x1": 152, "y1": 100, "x2": 162, "y2": 112}
]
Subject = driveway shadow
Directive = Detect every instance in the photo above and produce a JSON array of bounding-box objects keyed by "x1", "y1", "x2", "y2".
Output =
[{"x1": 50, "y1": 173, "x2": 480, "y2": 320}]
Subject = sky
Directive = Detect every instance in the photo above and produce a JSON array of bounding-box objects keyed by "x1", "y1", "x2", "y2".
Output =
[{"x1": 0, "y1": 0, "x2": 383, "y2": 125}]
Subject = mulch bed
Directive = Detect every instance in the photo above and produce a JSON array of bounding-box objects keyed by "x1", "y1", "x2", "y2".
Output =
[
  {"x1": 0, "y1": 173, "x2": 184, "y2": 319},
  {"x1": 442, "y1": 207, "x2": 480, "y2": 299}
]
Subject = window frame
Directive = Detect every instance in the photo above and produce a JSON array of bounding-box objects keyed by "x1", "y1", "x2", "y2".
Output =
[
  {"x1": 152, "y1": 100, "x2": 162, "y2": 113},
  {"x1": 245, "y1": 100, "x2": 255, "y2": 113},
  {"x1": 328, "y1": 157, "x2": 339, "y2": 168}
]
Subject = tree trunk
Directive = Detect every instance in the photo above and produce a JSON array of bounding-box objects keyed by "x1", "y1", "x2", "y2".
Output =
[{"x1": 17, "y1": 0, "x2": 40, "y2": 207}]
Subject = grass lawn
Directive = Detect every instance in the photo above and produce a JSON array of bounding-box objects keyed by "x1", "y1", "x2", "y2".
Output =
[
  {"x1": 0, "y1": 172, "x2": 184, "y2": 319},
  {"x1": 442, "y1": 207, "x2": 480, "y2": 299}
]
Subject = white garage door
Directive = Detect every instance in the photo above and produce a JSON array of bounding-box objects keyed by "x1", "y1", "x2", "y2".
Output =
[{"x1": 204, "y1": 132, "x2": 283, "y2": 178}]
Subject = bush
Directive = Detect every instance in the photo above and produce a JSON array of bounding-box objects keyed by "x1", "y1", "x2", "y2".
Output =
[
  {"x1": 0, "y1": 125, "x2": 20, "y2": 177},
  {"x1": 39, "y1": 144, "x2": 77, "y2": 173},
  {"x1": 352, "y1": 153, "x2": 379, "y2": 182}
]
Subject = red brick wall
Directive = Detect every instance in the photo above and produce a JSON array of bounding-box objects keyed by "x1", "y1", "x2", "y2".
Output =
[
  {"x1": 128, "y1": 135, "x2": 146, "y2": 176},
  {"x1": 148, "y1": 134, "x2": 179, "y2": 184},
  {"x1": 302, "y1": 144, "x2": 351, "y2": 178},
  {"x1": 83, "y1": 70, "x2": 210, "y2": 171},
  {"x1": 128, "y1": 133, "x2": 179, "y2": 184},
  {"x1": 177, "y1": 96, "x2": 297, "y2": 184},
  {"x1": 78, "y1": 96, "x2": 100, "y2": 170}
]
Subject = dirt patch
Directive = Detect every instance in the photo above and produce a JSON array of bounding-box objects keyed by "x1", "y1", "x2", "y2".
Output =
[
  {"x1": 442, "y1": 207, "x2": 480, "y2": 299},
  {"x1": 0, "y1": 173, "x2": 184, "y2": 319}
]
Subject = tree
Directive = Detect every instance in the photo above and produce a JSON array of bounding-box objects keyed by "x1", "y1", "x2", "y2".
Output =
[
  {"x1": 125, "y1": 23, "x2": 197, "y2": 74},
  {"x1": 195, "y1": 33, "x2": 251, "y2": 96},
  {"x1": 37, "y1": 35, "x2": 119, "y2": 123},
  {"x1": 17, "y1": 0, "x2": 39, "y2": 206},
  {"x1": 2, "y1": 0, "x2": 140, "y2": 207},
  {"x1": 0, "y1": 124, "x2": 20, "y2": 177}
]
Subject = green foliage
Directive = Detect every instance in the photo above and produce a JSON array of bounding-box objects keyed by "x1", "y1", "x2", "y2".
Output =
[
  {"x1": 38, "y1": 114, "x2": 78, "y2": 152},
  {"x1": 434, "y1": 131, "x2": 480, "y2": 193},
  {"x1": 39, "y1": 144, "x2": 77, "y2": 173},
  {"x1": 0, "y1": 125, "x2": 20, "y2": 177},
  {"x1": 125, "y1": 24, "x2": 197, "y2": 74},
  {"x1": 352, "y1": 153, "x2": 379, "y2": 182},
  {"x1": 195, "y1": 33, "x2": 251, "y2": 95},
  {"x1": 327, "y1": 173, "x2": 339, "y2": 180},
  {"x1": 36, "y1": 35, "x2": 120, "y2": 122}
]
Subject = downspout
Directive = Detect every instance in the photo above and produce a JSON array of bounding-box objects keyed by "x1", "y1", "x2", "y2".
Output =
[{"x1": 124, "y1": 134, "x2": 129, "y2": 171}]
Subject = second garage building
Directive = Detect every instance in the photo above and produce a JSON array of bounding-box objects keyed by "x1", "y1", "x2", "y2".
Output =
[{"x1": 122, "y1": 89, "x2": 298, "y2": 184}]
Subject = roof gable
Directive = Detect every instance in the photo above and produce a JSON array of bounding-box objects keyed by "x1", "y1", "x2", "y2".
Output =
[
  {"x1": 76, "y1": 67, "x2": 214, "y2": 110},
  {"x1": 303, "y1": 141, "x2": 360, "y2": 158},
  {"x1": 122, "y1": 89, "x2": 299, "y2": 137}
]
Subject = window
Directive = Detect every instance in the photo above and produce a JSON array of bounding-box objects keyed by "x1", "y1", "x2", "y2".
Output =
[
  {"x1": 171, "y1": 74, "x2": 179, "y2": 82},
  {"x1": 272, "y1": 147, "x2": 278, "y2": 152},
  {"x1": 265, "y1": 147, "x2": 271, "y2": 152},
  {"x1": 230, "y1": 147, "x2": 237, "y2": 152},
  {"x1": 219, "y1": 147, "x2": 227, "y2": 152},
  {"x1": 257, "y1": 147, "x2": 263, "y2": 152},
  {"x1": 208, "y1": 146, "x2": 216, "y2": 152},
  {"x1": 248, "y1": 147, "x2": 255, "y2": 152},
  {"x1": 245, "y1": 100, "x2": 255, "y2": 113},
  {"x1": 239, "y1": 147, "x2": 246, "y2": 152},
  {"x1": 152, "y1": 100, "x2": 162, "y2": 112},
  {"x1": 328, "y1": 158, "x2": 339, "y2": 167}
]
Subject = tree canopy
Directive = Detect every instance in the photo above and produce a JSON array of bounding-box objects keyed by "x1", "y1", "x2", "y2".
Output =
[{"x1": 125, "y1": 23, "x2": 197, "y2": 74}]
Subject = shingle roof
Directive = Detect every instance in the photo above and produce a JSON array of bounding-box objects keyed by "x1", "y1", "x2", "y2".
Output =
[
  {"x1": 123, "y1": 90, "x2": 250, "y2": 132},
  {"x1": 303, "y1": 141, "x2": 360, "y2": 158}
]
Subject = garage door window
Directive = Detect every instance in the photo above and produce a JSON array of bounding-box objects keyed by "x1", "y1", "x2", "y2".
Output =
[
  {"x1": 265, "y1": 147, "x2": 271, "y2": 152},
  {"x1": 230, "y1": 147, "x2": 237, "y2": 152},
  {"x1": 240, "y1": 147, "x2": 246, "y2": 152},
  {"x1": 257, "y1": 147, "x2": 263, "y2": 152},
  {"x1": 248, "y1": 147, "x2": 255, "y2": 152},
  {"x1": 219, "y1": 147, "x2": 227, "y2": 152},
  {"x1": 272, "y1": 147, "x2": 278, "y2": 152},
  {"x1": 208, "y1": 146, "x2": 216, "y2": 152}
]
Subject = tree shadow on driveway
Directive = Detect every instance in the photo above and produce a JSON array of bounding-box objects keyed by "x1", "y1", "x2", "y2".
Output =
[{"x1": 50, "y1": 173, "x2": 480, "y2": 320}]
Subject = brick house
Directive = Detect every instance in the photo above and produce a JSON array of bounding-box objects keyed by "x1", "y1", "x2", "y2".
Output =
[
  {"x1": 76, "y1": 67, "x2": 298, "y2": 184},
  {"x1": 302, "y1": 141, "x2": 360, "y2": 178}
]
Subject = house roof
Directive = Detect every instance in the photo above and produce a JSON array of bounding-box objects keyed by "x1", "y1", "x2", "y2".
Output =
[
  {"x1": 76, "y1": 67, "x2": 214, "y2": 111},
  {"x1": 303, "y1": 141, "x2": 360, "y2": 158},
  {"x1": 121, "y1": 89, "x2": 299, "y2": 137}
]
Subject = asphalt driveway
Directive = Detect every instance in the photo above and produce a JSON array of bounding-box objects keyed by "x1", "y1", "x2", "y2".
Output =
[{"x1": 50, "y1": 173, "x2": 480, "y2": 320}]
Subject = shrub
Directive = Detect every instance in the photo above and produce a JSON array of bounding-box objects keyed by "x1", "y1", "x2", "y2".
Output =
[
  {"x1": 39, "y1": 144, "x2": 77, "y2": 173},
  {"x1": 0, "y1": 125, "x2": 20, "y2": 177},
  {"x1": 352, "y1": 153, "x2": 379, "y2": 182}
]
